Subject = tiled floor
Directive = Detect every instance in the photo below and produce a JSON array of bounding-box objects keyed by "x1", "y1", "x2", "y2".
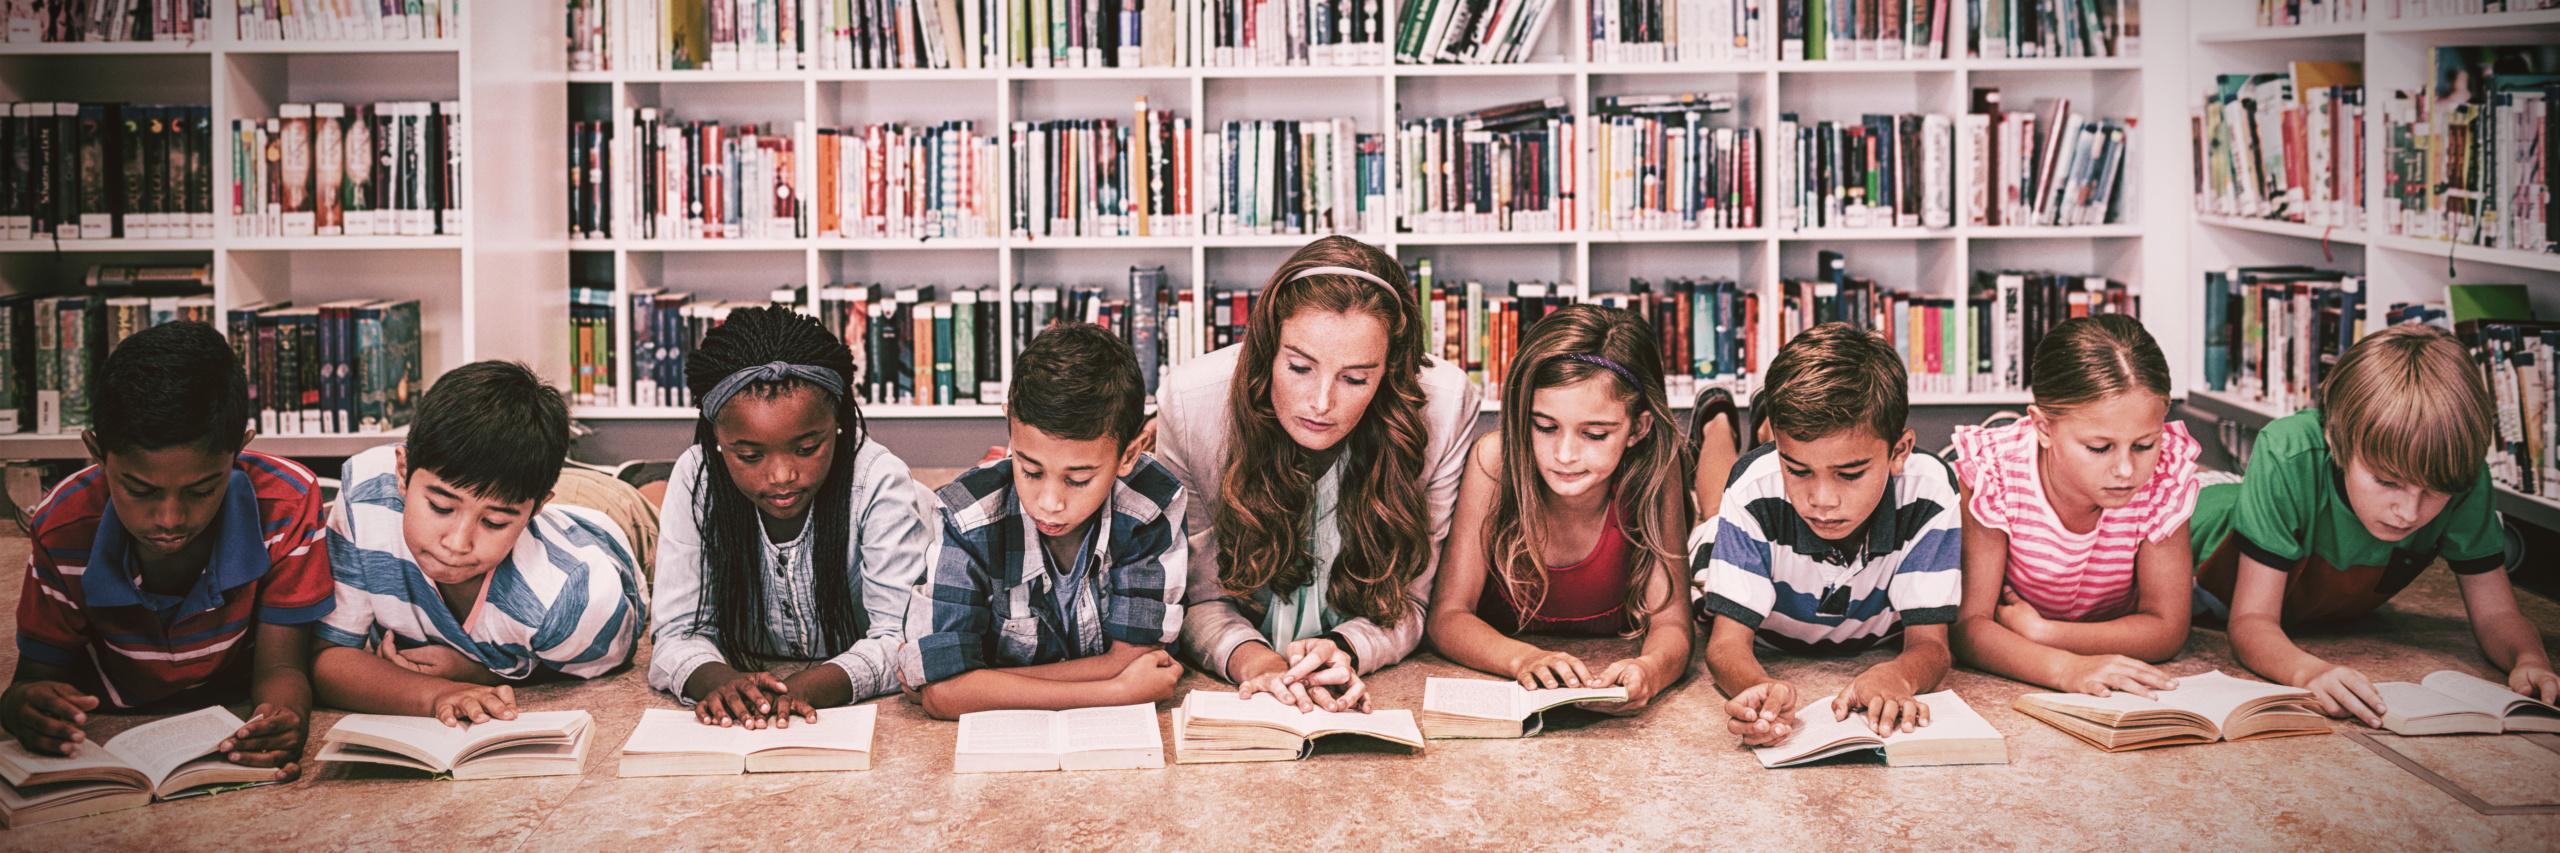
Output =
[{"x1": 6, "y1": 533, "x2": 2557, "y2": 851}]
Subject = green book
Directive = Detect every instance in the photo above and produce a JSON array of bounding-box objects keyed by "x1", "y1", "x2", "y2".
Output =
[
  {"x1": 931, "y1": 302, "x2": 955, "y2": 406},
  {"x1": 1806, "y1": 0, "x2": 1826, "y2": 61},
  {"x1": 2447, "y1": 284, "x2": 2535, "y2": 325}
]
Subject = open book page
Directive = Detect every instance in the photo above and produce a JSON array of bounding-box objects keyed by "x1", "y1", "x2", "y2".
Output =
[
  {"x1": 1753, "y1": 696, "x2": 1881, "y2": 765},
  {"x1": 623, "y1": 709, "x2": 745, "y2": 755},
  {"x1": 1423, "y1": 678, "x2": 1523, "y2": 721},
  {"x1": 1878, "y1": 691, "x2": 1999, "y2": 745},
  {"x1": 1057, "y1": 704, "x2": 1163, "y2": 753},
  {"x1": 328, "y1": 715, "x2": 472, "y2": 766},
  {"x1": 1515, "y1": 685, "x2": 1630, "y2": 716},
  {"x1": 956, "y1": 711, "x2": 1062, "y2": 757},
  {"x1": 741, "y1": 705, "x2": 877, "y2": 753},
  {"x1": 2421, "y1": 670, "x2": 2555, "y2": 716},
  {"x1": 101, "y1": 707, "x2": 246, "y2": 788},
  {"x1": 1184, "y1": 691, "x2": 1421, "y2": 741},
  {"x1": 2152, "y1": 671, "x2": 2310, "y2": 731},
  {"x1": 2376, "y1": 682, "x2": 2485, "y2": 722}
]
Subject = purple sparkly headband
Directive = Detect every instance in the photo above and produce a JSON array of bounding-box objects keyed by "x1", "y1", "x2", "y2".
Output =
[{"x1": 1554, "y1": 353, "x2": 1638, "y2": 387}]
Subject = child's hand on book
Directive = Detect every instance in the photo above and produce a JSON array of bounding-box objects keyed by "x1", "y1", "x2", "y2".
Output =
[
  {"x1": 1114, "y1": 649, "x2": 1185, "y2": 706},
  {"x1": 1281, "y1": 638, "x2": 1367, "y2": 713},
  {"x1": 696, "y1": 673, "x2": 791, "y2": 729},
  {"x1": 432, "y1": 683, "x2": 519, "y2": 727},
  {"x1": 1513, "y1": 650, "x2": 1595, "y2": 691},
  {"x1": 1589, "y1": 658, "x2": 1665, "y2": 715},
  {"x1": 1723, "y1": 681, "x2": 1798, "y2": 746},
  {"x1": 2303, "y1": 664, "x2": 2386, "y2": 727},
  {"x1": 2058, "y1": 654, "x2": 2177, "y2": 699},
  {"x1": 221, "y1": 703, "x2": 308, "y2": 780},
  {"x1": 1, "y1": 681, "x2": 98, "y2": 755},
  {"x1": 1839, "y1": 669, "x2": 1931, "y2": 735},
  {"x1": 2510, "y1": 663, "x2": 2560, "y2": 705}
]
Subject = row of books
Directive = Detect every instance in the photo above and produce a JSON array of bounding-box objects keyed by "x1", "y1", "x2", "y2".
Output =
[
  {"x1": 2462, "y1": 318, "x2": 2557, "y2": 498},
  {"x1": 571, "y1": 0, "x2": 1396, "y2": 71},
  {"x1": 2201, "y1": 265, "x2": 2366, "y2": 413},
  {"x1": 1394, "y1": 0, "x2": 1566, "y2": 63},
  {"x1": 1779, "y1": 0, "x2": 1948, "y2": 62},
  {"x1": 571, "y1": 114, "x2": 837, "y2": 242},
  {"x1": 2195, "y1": 63, "x2": 2367, "y2": 230},
  {"x1": 236, "y1": 0, "x2": 462, "y2": 41},
  {"x1": 1591, "y1": 92, "x2": 1760, "y2": 231},
  {"x1": 0, "y1": 269, "x2": 220, "y2": 435},
  {"x1": 3, "y1": 0, "x2": 205, "y2": 42},
  {"x1": 1016, "y1": 99, "x2": 1197, "y2": 237},
  {"x1": 1399, "y1": 99, "x2": 1573, "y2": 233},
  {"x1": 1771, "y1": 251, "x2": 2135, "y2": 394},
  {"x1": 0, "y1": 103, "x2": 214, "y2": 243},
  {"x1": 2258, "y1": 0, "x2": 2364, "y2": 24},
  {"x1": 1960, "y1": 0, "x2": 2133, "y2": 59},
  {"x1": 2379, "y1": 46, "x2": 2556, "y2": 254},
  {"x1": 1775, "y1": 112, "x2": 1951, "y2": 230},
  {"x1": 2259, "y1": 1, "x2": 2560, "y2": 27},
  {"x1": 226, "y1": 299, "x2": 424, "y2": 436},
  {"x1": 231, "y1": 102, "x2": 463, "y2": 239},
  {"x1": 1968, "y1": 91, "x2": 2132, "y2": 228},
  {"x1": 1589, "y1": 0, "x2": 1770, "y2": 63},
  {"x1": 1201, "y1": 119, "x2": 1389, "y2": 237}
]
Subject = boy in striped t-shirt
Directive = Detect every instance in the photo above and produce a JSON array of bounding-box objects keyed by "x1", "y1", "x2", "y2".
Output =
[
  {"x1": 4, "y1": 323, "x2": 333, "y2": 781},
  {"x1": 313, "y1": 362, "x2": 644, "y2": 726},
  {"x1": 1698, "y1": 324, "x2": 1962, "y2": 747}
]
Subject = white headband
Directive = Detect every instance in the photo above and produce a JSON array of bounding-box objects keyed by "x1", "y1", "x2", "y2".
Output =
[{"x1": 1290, "y1": 265, "x2": 1397, "y2": 291}]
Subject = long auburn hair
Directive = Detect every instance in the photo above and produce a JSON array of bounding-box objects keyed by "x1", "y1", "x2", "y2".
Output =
[
  {"x1": 684, "y1": 306, "x2": 871, "y2": 669},
  {"x1": 1215, "y1": 236, "x2": 1433, "y2": 627},
  {"x1": 1483, "y1": 305, "x2": 1689, "y2": 637}
]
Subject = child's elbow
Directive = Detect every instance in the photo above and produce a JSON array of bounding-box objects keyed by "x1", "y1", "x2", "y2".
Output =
[{"x1": 917, "y1": 683, "x2": 962, "y2": 721}]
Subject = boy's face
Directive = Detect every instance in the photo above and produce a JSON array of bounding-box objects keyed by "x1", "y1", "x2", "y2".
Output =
[
  {"x1": 2340, "y1": 455, "x2": 2452, "y2": 544},
  {"x1": 1528, "y1": 375, "x2": 1648, "y2": 501},
  {"x1": 1772, "y1": 425, "x2": 1914, "y2": 544},
  {"x1": 1007, "y1": 417, "x2": 1140, "y2": 545},
  {"x1": 397, "y1": 447, "x2": 546, "y2": 586},
  {"x1": 87, "y1": 433, "x2": 244, "y2": 566}
]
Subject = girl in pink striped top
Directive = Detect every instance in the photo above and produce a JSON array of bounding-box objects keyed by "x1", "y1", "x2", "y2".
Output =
[{"x1": 1950, "y1": 315, "x2": 2202, "y2": 698}]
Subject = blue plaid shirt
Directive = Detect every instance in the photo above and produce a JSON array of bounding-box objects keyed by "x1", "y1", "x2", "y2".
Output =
[{"x1": 899, "y1": 453, "x2": 1187, "y2": 687}]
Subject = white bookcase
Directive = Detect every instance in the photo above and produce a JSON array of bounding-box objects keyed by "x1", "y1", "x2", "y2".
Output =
[
  {"x1": 0, "y1": 0, "x2": 566, "y2": 460},
  {"x1": 2182, "y1": 4, "x2": 2560, "y2": 531},
  {"x1": 564, "y1": 0, "x2": 2190, "y2": 431}
]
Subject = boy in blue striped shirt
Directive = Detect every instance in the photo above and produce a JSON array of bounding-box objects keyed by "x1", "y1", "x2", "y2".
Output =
[
  {"x1": 312, "y1": 361, "x2": 645, "y2": 725},
  {"x1": 1697, "y1": 324, "x2": 1962, "y2": 747}
]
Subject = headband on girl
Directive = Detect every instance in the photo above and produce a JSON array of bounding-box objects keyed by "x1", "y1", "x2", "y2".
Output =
[
  {"x1": 699, "y1": 361, "x2": 847, "y2": 420},
  {"x1": 1289, "y1": 265, "x2": 1398, "y2": 293},
  {"x1": 1553, "y1": 353, "x2": 1639, "y2": 388}
]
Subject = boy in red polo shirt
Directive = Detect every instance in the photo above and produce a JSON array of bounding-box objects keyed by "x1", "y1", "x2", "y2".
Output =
[{"x1": 1, "y1": 322, "x2": 334, "y2": 781}]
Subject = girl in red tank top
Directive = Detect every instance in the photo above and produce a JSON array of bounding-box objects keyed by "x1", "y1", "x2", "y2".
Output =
[{"x1": 1426, "y1": 305, "x2": 1696, "y2": 715}]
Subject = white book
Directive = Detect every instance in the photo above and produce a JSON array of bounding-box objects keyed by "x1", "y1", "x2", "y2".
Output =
[
  {"x1": 618, "y1": 706, "x2": 879, "y2": 776},
  {"x1": 1921, "y1": 113, "x2": 1952, "y2": 228},
  {"x1": 1172, "y1": 691, "x2": 1425, "y2": 763},
  {"x1": 1418, "y1": 677, "x2": 1628, "y2": 739},
  {"x1": 0, "y1": 707, "x2": 276, "y2": 828},
  {"x1": 2376, "y1": 670, "x2": 2560, "y2": 736},
  {"x1": 1753, "y1": 691, "x2": 2009, "y2": 768},
  {"x1": 953, "y1": 704, "x2": 1165, "y2": 773},
  {"x1": 318, "y1": 711, "x2": 595, "y2": 780}
]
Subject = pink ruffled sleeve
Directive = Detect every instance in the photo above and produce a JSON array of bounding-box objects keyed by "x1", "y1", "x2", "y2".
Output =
[
  {"x1": 1949, "y1": 422, "x2": 2016, "y2": 533},
  {"x1": 2141, "y1": 420, "x2": 2203, "y2": 543}
]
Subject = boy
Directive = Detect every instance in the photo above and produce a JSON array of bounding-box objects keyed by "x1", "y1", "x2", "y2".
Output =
[
  {"x1": 899, "y1": 322, "x2": 1188, "y2": 720},
  {"x1": 3, "y1": 322, "x2": 331, "y2": 779},
  {"x1": 1697, "y1": 323, "x2": 1962, "y2": 745},
  {"x1": 2194, "y1": 324, "x2": 2558, "y2": 724},
  {"x1": 313, "y1": 361, "x2": 645, "y2": 726}
]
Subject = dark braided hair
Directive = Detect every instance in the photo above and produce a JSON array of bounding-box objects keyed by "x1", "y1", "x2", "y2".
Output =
[{"x1": 684, "y1": 306, "x2": 870, "y2": 670}]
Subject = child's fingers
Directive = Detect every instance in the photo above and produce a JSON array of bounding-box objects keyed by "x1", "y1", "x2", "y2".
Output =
[
  {"x1": 1335, "y1": 677, "x2": 1369, "y2": 714},
  {"x1": 227, "y1": 747, "x2": 298, "y2": 767},
  {"x1": 1564, "y1": 656, "x2": 1594, "y2": 688}
]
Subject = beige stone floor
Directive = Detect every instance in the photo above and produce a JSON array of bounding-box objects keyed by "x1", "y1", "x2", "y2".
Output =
[{"x1": 4, "y1": 536, "x2": 2559, "y2": 852}]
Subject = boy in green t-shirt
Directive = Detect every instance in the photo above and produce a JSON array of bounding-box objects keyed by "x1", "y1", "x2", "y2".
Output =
[{"x1": 2192, "y1": 325, "x2": 2557, "y2": 726}]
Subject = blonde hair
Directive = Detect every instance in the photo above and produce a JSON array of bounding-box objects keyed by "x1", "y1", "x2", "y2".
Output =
[
  {"x1": 2319, "y1": 324, "x2": 2493, "y2": 495},
  {"x1": 2030, "y1": 314, "x2": 2172, "y2": 419}
]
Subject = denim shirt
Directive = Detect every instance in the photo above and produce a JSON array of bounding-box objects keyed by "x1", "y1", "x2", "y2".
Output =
[{"x1": 648, "y1": 440, "x2": 935, "y2": 703}]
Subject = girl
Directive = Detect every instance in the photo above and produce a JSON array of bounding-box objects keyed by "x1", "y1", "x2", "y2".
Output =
[
  {"x1": 649, "y1": 306, "x2": 935, "y2": 727},
  {"x1": 1156, "y1": 235, "x2": 1482, "y2": 713},
  {"x1": 1427, "y1": 306, "x2": 1694, "y2": 712},
  {"x1": 1950, "y1": 314, "x2": 2200, "y2": 697}
]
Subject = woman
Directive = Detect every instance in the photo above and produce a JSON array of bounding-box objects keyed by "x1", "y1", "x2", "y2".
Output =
[{"x1": 1156, "y1": 235, "x2": 1482, "y2": 712}]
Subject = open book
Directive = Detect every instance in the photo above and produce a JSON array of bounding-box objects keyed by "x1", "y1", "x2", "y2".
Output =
[
  {"x1": 1418, "y1": 677, "x2": 1629, "y2": 739},
  {"x1": 1752, "y1": 691, "x2": 2009, "y2": 768},
  {"x1": 0, "y1": 706, "x2": 275, "y2": 828},
  {"x1": 618, "y1": 706, "x2": 878, "y2": 777},
  {"x1": 2013, "y1": 670, "x2": 2328, "y2": 752},
  {"x1": 2376, "y1": 670, "x2": 2560, "y2": 736},
  {"x1": 1171, "y1": 691, "x2": 1425, "y2": 763},
  {"x1": 952, "y1": 704, "x2": 1163, "y2": 773},
  {"x1": 318, "y1": 711, "x2": 594, "y2": 780}
]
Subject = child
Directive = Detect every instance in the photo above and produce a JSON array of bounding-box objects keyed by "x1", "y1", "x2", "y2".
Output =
[
  {"x1": 1428, "y1": 305, "x2": 1693, "y2": 713},
  {"x1": 1950, "y1": 315, "x2": 2199, "y2": 697},
  {"x1": 3, "y1": 322, "x2": 331, "y2": 780},
  {"x1": 651, "y1": 306, "x2": 935, "y2": 728},
  {"x1": 2193, "y1": 324, "x2": 2558, "y2": 723},
  {"x1": 899, "y1": 322, "x2": 1188, "y2": 719},
  {"x1": 312, "y1": 361, "x2": 646, "y2": 725},
  {"x1": 1699, "y1": 323, "x2": 1961, "y2": 745}
]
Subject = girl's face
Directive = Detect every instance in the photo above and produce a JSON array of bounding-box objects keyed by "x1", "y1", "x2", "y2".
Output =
[
  {"x1": 1270, "y1": 307, "x2": 1390, "y2": 453},
  {"x1": 711, "y1": 384, "x2": 839, "y2": 522},
  {"x1": 2033, "y1": 393, "x2": 2170, "y2": 512},
  {"x1": 1528, "y1": 375, "x2": 1646, "y2": 501}
]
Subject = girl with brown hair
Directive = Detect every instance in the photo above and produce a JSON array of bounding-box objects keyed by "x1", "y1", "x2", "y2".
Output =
[
  {"x1": 1425, "y1": 305, "x2": 1694, "y2": 713},
  {"x1": 1155, "y1": 236, "x2": 1482, "y2": 713}
]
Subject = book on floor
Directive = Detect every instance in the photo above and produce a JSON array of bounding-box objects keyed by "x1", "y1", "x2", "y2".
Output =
[
  {"x1": 317, "y1": 711, "x2": 594, "y2": 780},
  {"x1": 0, "y1": 706, "x2": 275, "y2": 828},
  {"x1": 2013, "y1": 670, "x2": 2330, "y2": 752},
  {"x1": 1752, "y1": 691, "x2": 2010, "y2": 768},
  {"x1": 1418, "y1": 677, "x2": 1628, "y2": 739},
  {"x1": 952, "y1": 704, "x2": 1164, "y2": 773},
  {"x1": 2375, "y1": 671, "x2": 2560, "y2": 736},
  {"x1": 1171, "y1": 690, "x2": 1425, "y2": 763},
  {"x1": 617, "y1": 706, "x2": 878, "y2": 777}
]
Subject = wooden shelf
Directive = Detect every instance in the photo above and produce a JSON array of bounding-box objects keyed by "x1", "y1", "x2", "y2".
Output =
[
  {"x1": 2186, "y1": 389, "x2": 2292, "y2": 430},
  {"x1": 2196, "y1": 215, "x2": 2366, "y2": 245},
  {"x1": 0, "y1": 40, "x2": 213, "y2": 55},
  {"x1": 0, "y1": 238, "x2": 216, "y2": 253},
  {"x1": 2366, "y1": 235, "x2": 2560, "y2": 274},
  {"x1": 2495, "y1": 486, "x2": 2560, "y2": 535},
  {"x1": 217, "y1": 38, "x2": 462, "y2": 54},
  {"x1": 0, "y1": 428, "x2": 408, "y2": 460}
]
